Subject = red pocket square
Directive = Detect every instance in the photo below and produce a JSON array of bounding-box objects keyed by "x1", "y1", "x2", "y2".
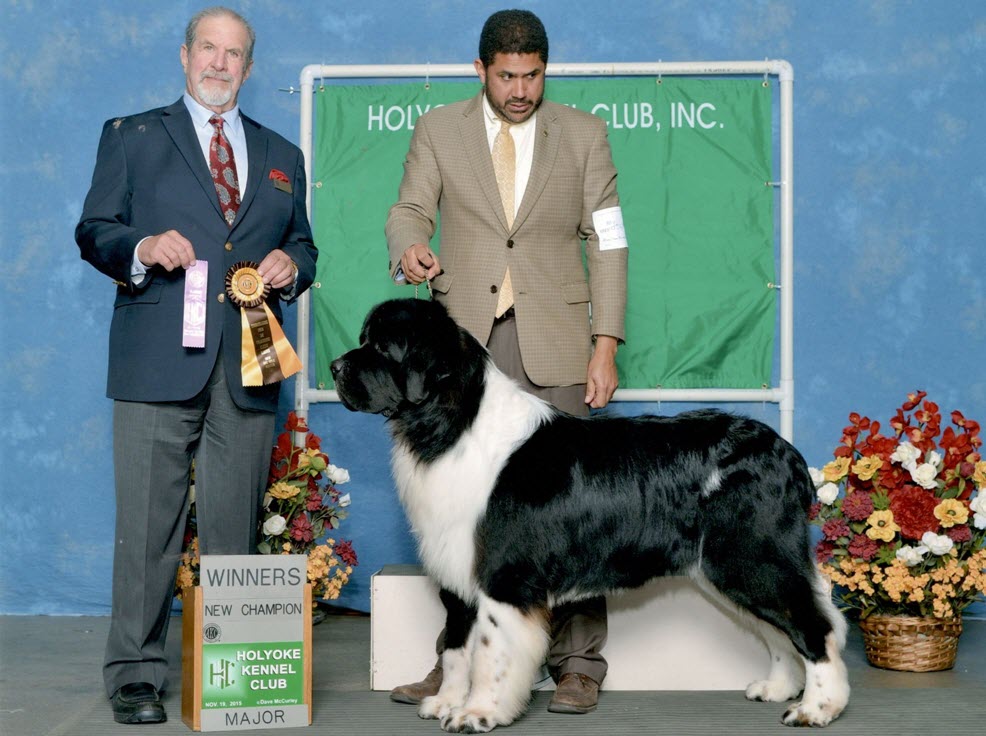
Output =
[{"x1": 268, "y1": 168, "x2": 289, "y2": 182}]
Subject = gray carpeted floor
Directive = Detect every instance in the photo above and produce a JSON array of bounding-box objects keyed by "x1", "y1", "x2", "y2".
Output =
[{"x1": 1, "y1": 612, "x2": 983, "y2": 736}]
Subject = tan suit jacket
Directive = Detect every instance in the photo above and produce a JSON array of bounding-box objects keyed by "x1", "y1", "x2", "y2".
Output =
[{"x1": 386, "y1": 93, "x2": 627, "y2": 387}]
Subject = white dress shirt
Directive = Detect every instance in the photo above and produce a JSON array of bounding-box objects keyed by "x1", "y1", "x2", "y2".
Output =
[{"x1": 481, "y1": 95, "x2": 536, "y2": 221}]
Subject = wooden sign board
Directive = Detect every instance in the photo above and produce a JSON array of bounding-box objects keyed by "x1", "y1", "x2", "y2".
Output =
[{"x1": 182, "y1": 555, "x2": 312, "y2": 731}]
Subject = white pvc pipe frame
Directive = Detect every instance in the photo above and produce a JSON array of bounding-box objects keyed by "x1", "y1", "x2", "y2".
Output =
[{"x1": 294, "y1": 61, "x2": 795, "y2": 441}]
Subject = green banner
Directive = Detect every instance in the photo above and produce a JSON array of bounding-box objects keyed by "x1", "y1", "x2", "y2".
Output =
[{"x1": 312, "y1": 77, "x2": 774, "y2": 390}]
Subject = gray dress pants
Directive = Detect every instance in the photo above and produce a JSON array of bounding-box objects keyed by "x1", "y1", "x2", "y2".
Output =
[{"x1": 103, "y1": 352, "x2": 275, "y2": 697}]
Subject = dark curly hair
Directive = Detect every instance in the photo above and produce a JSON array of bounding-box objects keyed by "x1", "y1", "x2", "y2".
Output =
[{"x1": 478, "y1": 9, "x2": 548, "y2": 68}]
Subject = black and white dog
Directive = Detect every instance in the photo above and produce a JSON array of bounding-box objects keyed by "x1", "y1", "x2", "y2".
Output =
[{"x1": 331, "y1": 298, "x2": 849, "y2": 733}]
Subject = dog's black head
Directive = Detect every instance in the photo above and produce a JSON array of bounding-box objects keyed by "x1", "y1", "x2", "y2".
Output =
[{"x1": 330, "y1": 298, "x2": 478, "y2": 419}]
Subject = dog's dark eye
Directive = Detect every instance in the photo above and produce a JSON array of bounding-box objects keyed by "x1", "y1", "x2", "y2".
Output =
[{"x1": 368, "y1": 341, "x2": 399, "y2": 362}]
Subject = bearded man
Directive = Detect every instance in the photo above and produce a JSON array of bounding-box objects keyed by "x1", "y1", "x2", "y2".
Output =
[{"x1": 76, "y1": 6, "x2": 316, "y2": 724}]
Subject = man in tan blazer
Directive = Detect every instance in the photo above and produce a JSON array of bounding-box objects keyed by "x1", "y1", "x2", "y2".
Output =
[{"x1": 385, "y1": 9, "x2": 628, "y2": 715}]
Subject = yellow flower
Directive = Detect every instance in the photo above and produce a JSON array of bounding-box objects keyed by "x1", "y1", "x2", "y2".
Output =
[
  {"x1": 823, "y1": 457, "x2": 851, "y2": 483},
  {"x1": 269, "y1": 481, "x2": 301, "y2": 500},
  {"x1": 852, "y1": 456, "x2": 883, "y2": 481},
  {"x1": 933, "y1": 498, "x2": 969, "y2": 528},
  {"x1": 973, "y1": 461, "x2": 986, "y2": 488},
  {"x1": 176, "y1": 566, "x2": 195, "y2": 590},
  {"x1": 865, "y1": 509, "x2": 900, "y2": 542}
]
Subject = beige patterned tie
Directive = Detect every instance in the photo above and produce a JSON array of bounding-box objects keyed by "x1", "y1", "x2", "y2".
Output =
[{"x1": 492, "y1": 121, "x2": 515, "y2": 317}]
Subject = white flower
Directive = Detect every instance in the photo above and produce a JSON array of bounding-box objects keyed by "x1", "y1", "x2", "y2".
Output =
[
  {"x1": 910, "y1": 462, "x2": 939, "y2": 490},
  {"x1": 326, "y1": 464, "x2": 350, "y2": 485},
  {"x1": 927, "y1": 450, "x2": 943, "y2": 467},
  {"x1": 808, "y1": 467, "x2": 825, "y2": 488},
  {"x1": 890, "y1": 441, "x2": 922, "y2": 470},
  {"x1": 971, "y1": 494, "x2": 986, "y2": 530},
  {"x1": 262, "y1": 515, "x2": 287, "y2": 536},
  {"x1": 338, "y1": 493, "x2": 351, "y2": 508},
  {"x1": 920, "y1": 531, "x2": 954, "y2": 556},
  {"x1": 817, "y1": 482, "x2": 840, "y2": 505},
  {"x1": 896, "y1": 545, "x2": 928, "y2": 567}
]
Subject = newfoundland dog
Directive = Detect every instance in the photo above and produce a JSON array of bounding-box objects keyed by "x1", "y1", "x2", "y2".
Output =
[{"x1": 331, "y1": 298, "x2": 848, "y2": 733}]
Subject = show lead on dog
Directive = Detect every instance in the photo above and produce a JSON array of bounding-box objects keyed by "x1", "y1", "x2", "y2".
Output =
[
  {"x1": 75, "y1": 6, "x2": 316, "y2": 726},
  {"x1": 385, "y1": 8, "x2": 628, "y2": 714}
]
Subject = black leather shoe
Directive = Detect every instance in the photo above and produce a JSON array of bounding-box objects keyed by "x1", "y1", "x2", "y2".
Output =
[{"x1": 111, "y1": 682, "x2": 167, "y2": 724}]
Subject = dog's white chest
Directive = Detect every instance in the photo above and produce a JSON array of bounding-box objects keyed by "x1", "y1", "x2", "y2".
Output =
[{"x1": 390, "y1": 368, "x2": 553, "y2": 601}]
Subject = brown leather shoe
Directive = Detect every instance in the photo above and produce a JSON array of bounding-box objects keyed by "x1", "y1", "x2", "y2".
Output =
[
  {"x1": 547, "y1": 672, "x2": 599, "y2": 714},
  {"x1": 389, "y1": 663, "x2": 443, "y2": 704}
]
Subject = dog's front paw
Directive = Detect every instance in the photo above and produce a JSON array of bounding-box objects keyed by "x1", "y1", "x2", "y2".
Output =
[
  {"x1": 746, "y1": 678, "x2": 802, "y2": 702},
  {"x1": 781, "y1": 699, "x2": 841, "y2": 728},
  {"x1": 440, "y1": 706, "x2": 497, "y2": 733},
  {"x1": 418, "y1": 695, "x2": 456, "y2": 722}
]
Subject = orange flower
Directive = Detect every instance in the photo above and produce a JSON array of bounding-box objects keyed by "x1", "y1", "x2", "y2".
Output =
[
  {"x1": 933, "y1": 499, "x2": 969, "y2": 528},
  {"x1": 865, "y1": 510, "x2": 900, "y2": 542},
  {"x1": 823, "y1": 457, "x2": 851, "y2": 483},
  {"x1": 973, "y1": 461, "x2": 986, "y2": 489},
  {"x1": 852, "y1": 456, "x2": 883, "y2": 481}
]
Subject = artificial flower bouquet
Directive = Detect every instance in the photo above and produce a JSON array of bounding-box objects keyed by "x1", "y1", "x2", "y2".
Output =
[
  {"x1": 177, "y1": 412, "x2": 357, "y2": 602},
  {"x1": 810, "y1": 391, "x2": 986, "y2": 619},
  {"x1": 260, "y1": 411, "x2": 357, "y2": 600}
]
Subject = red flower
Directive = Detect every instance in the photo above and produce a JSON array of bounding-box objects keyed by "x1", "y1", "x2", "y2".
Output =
[
  {"x1": 334, "y1": 539, "x2": 358, "y2": 567},
  {"x1": 890, "y1": 408, "x2": 908, "y2": 434},
  {"x1": 842, "y1": 491, "x2": 875, "y2": 521},
  {"x1": 285, "y1": 411, "x2": 308, "y2": 432},
  {"x1": 306, "y1": 490, "x2": 323, "y2": 512},
  {"x1": 808, "y1": 502, "x2": 822, "y2": 521},
  {"x1": 902, "y1": 391, "x2": 927, "y2": 411},
  {"x1": 945, "y1": 525, "x2": 972, "y2": 544},
  {"x1": 889, "y1": 485, "x2": 939, "y2": 540},
  {"x1": 272, "y1": 432, "x2": 293, "y2": 462},
  {"x1": 877, "y1": 464, "x2": 908, "y2": 492},
  {"x1": 822, "y1": 518, "x2": 850, "y2": 541},
  {"x1": 290, "y1": 515, "x2": 314, "y2": 543},
  {"x1": 815, "y1": 541, "x2": 836, "y2": 563},
  {"x1": 848, "y1": 534, "x2": 879, "y2": 561}
]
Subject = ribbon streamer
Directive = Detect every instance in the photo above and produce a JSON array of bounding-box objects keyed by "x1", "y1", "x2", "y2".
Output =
[{"x1": 225, "y1": 262, "x2": 302, "y2": 386}]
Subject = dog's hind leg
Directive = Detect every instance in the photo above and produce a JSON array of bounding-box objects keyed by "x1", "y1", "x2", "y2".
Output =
[
  {"x1": 419, "y1": 590, "x2": 476, "y2": 723},
  {"x1": 689, "y1": 570, "x2": 806, "y2": 703},
  {"x1": 779, "y1": 571, "x2": 849, "y2": 727},
  {"x1": 704, "y1": 560, "x2": 849, "y2": 727},
  {"x1": 441, "y1": 594, "x2": 549, "y2": 734}
]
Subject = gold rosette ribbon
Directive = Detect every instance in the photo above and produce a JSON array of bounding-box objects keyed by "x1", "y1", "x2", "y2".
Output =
[{"x1": 225, "y1": 262, "x2": 302, "y2": 386}]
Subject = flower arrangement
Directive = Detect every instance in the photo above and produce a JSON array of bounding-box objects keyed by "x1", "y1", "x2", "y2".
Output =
[
  {"x1": 176, "y1": 412, "x2": 357, "y2": 602},
  {"x1": 260, "y1": 411, "x2": 358, "y2": 600},
  {"x1": 810, "y1": 391, "x2": 986, "y2": 619}
]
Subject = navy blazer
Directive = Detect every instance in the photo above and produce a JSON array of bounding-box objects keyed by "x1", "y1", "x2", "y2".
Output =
[{"x1": 76, "y1": 99, "x2": 317, "y2": 412}]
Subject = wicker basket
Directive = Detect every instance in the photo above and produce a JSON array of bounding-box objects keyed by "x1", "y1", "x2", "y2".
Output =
[{"x1": 858, "y1": 614, "x2": 962, "y2": 672}]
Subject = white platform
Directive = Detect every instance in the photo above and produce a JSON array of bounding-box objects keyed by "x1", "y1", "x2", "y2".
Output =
[{"x1": 370, "y1": 565, "x2": 770, "y2": 691}]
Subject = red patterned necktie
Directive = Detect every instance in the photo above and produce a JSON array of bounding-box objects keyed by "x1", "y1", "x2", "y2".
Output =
[{"x1": 209, "y1": 115, "x2": 240, "y2": 226}]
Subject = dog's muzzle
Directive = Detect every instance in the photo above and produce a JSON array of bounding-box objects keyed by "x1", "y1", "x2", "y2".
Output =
[{"x1": 330, "y1": 357, "x2": 346, "y2": 380}]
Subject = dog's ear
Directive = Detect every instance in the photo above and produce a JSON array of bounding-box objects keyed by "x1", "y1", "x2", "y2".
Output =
[{"x1": 404, "y1": 345, "x2": 451, "y2": 405}]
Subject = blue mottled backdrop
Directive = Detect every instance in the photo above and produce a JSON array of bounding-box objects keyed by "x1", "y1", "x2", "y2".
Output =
[{"x1": 1, "y1": 1, "x2": 983, "y2": 616}]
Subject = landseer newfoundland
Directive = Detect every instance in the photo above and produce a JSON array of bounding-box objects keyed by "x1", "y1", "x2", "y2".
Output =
[{"x1": 331, "y1": 298, "x2": 849, "y2": 733}]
